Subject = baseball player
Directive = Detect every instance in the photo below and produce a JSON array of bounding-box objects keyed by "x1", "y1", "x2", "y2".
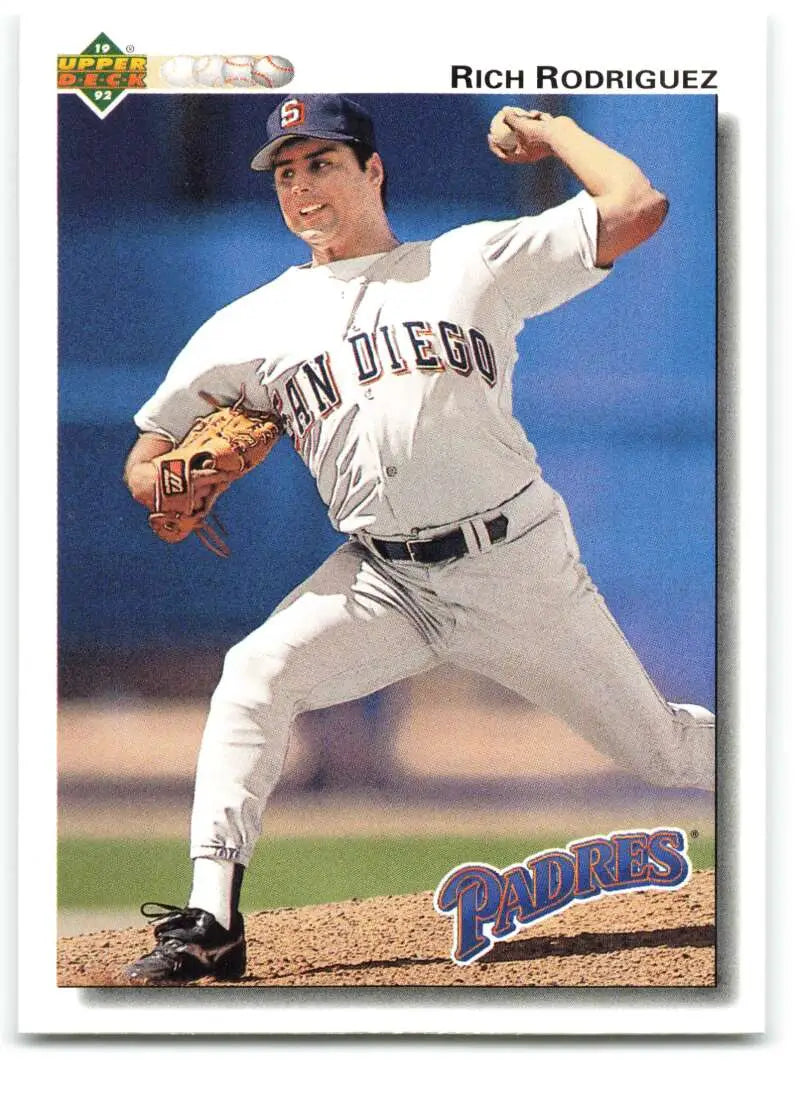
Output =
[{"x1": 122, "y1": 95, "x2": 715, "y2": 984}]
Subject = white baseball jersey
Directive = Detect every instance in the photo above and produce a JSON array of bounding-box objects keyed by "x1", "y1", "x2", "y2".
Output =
[
  {"x1": 135, "y1": 190, "x2": 609, "y2": 536},
  {"x1": 133, "y1": 187, "x2": 715, "y2": 876}
]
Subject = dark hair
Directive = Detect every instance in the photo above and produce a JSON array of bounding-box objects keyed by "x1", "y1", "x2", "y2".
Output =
[{"x1": 350, "y1": 142, "x2": 389, "y2": 210}]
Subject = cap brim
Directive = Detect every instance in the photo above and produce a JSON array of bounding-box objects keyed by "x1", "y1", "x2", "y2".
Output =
[
  {"x1": 250, "y1": 130, "x2": 363, "y2": 171},
  {"x1": 250, "y1": 135, "x2": 295, "y2": 171}
]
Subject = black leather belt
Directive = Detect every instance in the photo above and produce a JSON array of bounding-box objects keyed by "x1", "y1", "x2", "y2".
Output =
[{"x1": 369, "y1": 513, "x2": 509, "y2": 564}]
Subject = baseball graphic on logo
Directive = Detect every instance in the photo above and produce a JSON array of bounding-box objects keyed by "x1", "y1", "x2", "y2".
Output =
[
  {"x1": 252, "y1": 56, "x2": 295, "y2": 89},
  {"x1": 160, "y1": 56, "x2": 197, "y2": 88},
  {"x1": 193, "y1": 55, "x2": 226, "y2": 88},
  {"x1": 222, "y1": 56, "x2": 255, "y2": 87}
]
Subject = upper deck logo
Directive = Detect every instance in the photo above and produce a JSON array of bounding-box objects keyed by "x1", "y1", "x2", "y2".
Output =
[{"x1": 57, "y1": 32, "x2": 147, "y2": 117}]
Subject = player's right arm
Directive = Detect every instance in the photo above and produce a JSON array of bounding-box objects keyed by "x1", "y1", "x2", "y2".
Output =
[{"x1": 489, "y1": 108, "x2": 668, "y2": 267}]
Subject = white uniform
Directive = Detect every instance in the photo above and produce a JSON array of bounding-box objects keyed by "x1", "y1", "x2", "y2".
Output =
[{"x1": 136, "y1": 190, "x2": 714, "y2": 868}]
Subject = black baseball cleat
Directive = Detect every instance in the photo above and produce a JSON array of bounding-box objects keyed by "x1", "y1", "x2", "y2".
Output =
[{"x1": 124, "y1": 903, "x2": 246, "y2": 985}]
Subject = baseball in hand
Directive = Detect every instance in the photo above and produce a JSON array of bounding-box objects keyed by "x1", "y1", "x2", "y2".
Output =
[
  {"x1": 488, "y1": 106, "x2": 554, "y2": 164},
  {"x1": 489, "y1": 107, "x2": 528, "y2": 152}
]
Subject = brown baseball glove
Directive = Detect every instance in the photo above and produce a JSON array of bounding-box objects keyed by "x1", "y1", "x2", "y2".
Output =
[{"x1": 148, "y1": 388, "x2": 283, "y2": 557}]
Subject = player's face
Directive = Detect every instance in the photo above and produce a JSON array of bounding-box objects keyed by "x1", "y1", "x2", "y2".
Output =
[{"x1": 272, "y1": 138, "x2": 385, "y2": 258}]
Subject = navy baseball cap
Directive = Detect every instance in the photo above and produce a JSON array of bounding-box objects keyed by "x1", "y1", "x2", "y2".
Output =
[{"x1": 250, "y1": 94, "x2": 376, "y2": 171}]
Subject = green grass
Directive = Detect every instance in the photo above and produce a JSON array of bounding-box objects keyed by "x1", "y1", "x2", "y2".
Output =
[{"x1": 58, "y1": 834, "x2": 716, "y2": 911}]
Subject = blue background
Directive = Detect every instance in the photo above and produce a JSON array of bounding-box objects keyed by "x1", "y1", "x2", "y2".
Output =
[{"x1": 58, "y1": 93, "x2": 715, "y2": 706}]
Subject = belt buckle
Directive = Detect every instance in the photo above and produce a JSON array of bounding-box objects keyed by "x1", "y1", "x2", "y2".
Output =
[{"x1": 405, "y1": 537, "x2": 425, "y2": 562}]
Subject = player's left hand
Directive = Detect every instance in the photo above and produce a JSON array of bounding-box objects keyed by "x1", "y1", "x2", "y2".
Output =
[
  {"x1": 147, "y1": 391, "x2": 283, "y2": 556},
  {"x1": 487, "y1": 107, "x2": 555, "y2": 164}
]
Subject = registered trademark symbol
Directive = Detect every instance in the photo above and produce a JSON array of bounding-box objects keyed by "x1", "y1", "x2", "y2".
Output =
[
  {"x1": 690, "y1": 829, "x2": 699, "y2": 839},
  {"x1": 126, "y1": 44, "x2": 135, "y2": 53}
]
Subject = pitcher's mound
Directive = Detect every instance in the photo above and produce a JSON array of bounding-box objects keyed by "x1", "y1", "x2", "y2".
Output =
[{"x1": 58, "y1": 870, "x2": 714, "y2": 988}]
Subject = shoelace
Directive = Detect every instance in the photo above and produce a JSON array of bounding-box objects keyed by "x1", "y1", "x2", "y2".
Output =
[
  {"x1": 139, "y1": 902, "x2": 209, "y2": 933},
  {"x1": 140, "y1": 901, "x2": 187, "y2": 920}
]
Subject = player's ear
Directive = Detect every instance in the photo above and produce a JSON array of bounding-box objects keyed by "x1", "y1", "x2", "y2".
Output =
[{"x1": 365, "y1": 152, "x2": 384, "y2": 191}]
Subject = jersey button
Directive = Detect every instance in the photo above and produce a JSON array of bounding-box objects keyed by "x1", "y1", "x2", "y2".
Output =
[{"x1": 385, "y1": 466, "x2": 397, "y2": 477}]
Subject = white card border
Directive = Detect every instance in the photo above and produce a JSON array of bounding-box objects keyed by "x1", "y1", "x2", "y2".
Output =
[{"x1": 16, "y1": 4, "x2": 768, "y2": 1037}]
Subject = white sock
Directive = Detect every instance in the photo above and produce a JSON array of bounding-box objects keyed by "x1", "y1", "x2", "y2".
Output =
[{"x1": 189, "y1": 858, "x2": 236, "y2": 930}]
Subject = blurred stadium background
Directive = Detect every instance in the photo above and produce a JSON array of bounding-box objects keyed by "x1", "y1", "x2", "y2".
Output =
[{"x1": 57, "y1": 93, "x2": 716, "y2": 932}]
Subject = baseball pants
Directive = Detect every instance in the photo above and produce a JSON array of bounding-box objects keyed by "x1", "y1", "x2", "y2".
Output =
[{"x1": 189, "y1": 478, "x2": 715, "y2": 865}]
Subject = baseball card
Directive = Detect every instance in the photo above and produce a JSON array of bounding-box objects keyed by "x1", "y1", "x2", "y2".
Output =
[{"x1": 17, "y1": 5, "x2": 767, "y2": 1038}]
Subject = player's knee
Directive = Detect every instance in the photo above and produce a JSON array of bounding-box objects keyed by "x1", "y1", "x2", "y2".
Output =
[
  {"x1": 218, "y1": 639, "x2": 257, "y2": 682},
  {"x1": 214, "y1": 634, "x2": 306, "y2": 708}
]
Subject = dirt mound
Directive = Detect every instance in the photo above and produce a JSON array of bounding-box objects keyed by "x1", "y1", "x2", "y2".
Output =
[{"x1": 58, "y1": 870, "x2": 714, "y2": 988}]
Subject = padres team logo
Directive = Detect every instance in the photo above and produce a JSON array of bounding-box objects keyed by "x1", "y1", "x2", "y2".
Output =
[
  {"x1": 280, "y1": 99, "x2": 306, "y2": 128},
  {"x1": 434, "y1": 828, "x2": 692, "y2": 964},
  {"x1": 57, "y1": 32, "x2": 147, "y2": 117}
]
